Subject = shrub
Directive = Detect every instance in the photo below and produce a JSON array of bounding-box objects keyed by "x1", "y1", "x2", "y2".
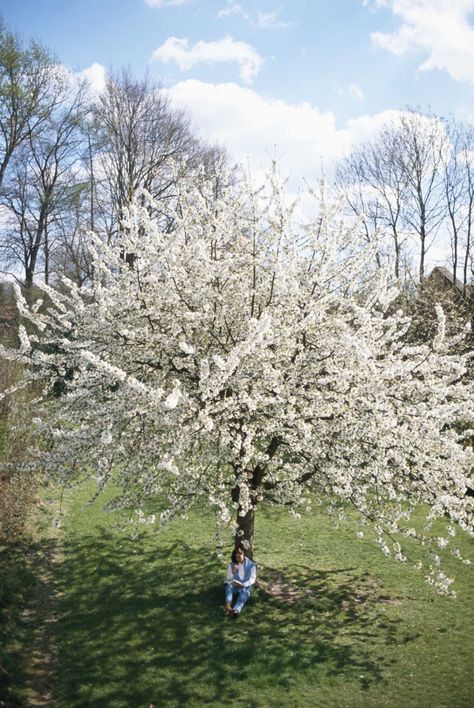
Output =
[{"x1": 0, "y1": 357, "x2": 38, "y2": 542}]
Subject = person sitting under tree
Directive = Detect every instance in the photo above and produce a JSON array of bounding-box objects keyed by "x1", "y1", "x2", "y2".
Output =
[{"x1": 224, "y1": 546, "x2": 257, "y2": 616}]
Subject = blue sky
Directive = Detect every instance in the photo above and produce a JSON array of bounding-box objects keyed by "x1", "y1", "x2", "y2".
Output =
[{"x1": 1, "y1": 0, "x2": 473, "y2": 183}]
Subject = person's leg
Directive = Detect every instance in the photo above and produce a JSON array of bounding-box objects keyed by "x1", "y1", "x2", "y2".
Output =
[
  {"x1": 233, "y1": 587, "x2": 250, "y2": 614},
  {"x1": 224, "y1": 584, "x2": 236, "y2": 613}
]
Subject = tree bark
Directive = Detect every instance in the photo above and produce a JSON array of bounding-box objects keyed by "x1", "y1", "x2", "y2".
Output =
[
  {"x1": 235, "y1": 507, "x2": 255, "y2": 559},
  {"x1": 231, "y1": 437, "x2": 281, "y2": 559},
  {"x1": 24, "y1": 268, "x2": 34, "y2": 290}
]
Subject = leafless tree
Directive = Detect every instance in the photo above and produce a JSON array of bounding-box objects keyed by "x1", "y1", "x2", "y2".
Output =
[
  {"x1": 0, "y1": 19, "x2": 234, "y2": 289},
  {"x1": 396, "y1": 110, "x2": 448, "y2": 280},
  {"x1": 336, "y1": 123, "x2": 410, "y2": 277},
  {"x1": 443, "y1": 119, "x2": 465, "y2": 284},
  {"x1": 0, "y1": 83, "x2": 87, "y2": 288},
  {"x1": 49, "y1": 185, "x2": 94, "y2": 287},
  {"x1": 83, "y1": 69, "x2": 233, "y2": 275},
  {"x1": 442, "y1": 118, "x2": 474, "y2": 293},
  {"x1": 337, "y1": 109, "x2": 450, "y2": 282},
  {"x1": 463, "y1": 139, "x2": 474, "y2": 289},
  {"x1": 0, "y1": 21, "x2": 63, "y2": 190},
  {"x1": 92, "y1": 70, "x2": 197, "y2": 239}
]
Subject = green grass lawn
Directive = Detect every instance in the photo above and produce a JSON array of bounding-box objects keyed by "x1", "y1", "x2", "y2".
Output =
[
  {"x1": 43, "y1": 485, "x2": 474, "y2": 708},
  {"x1": 0, "y1": 521, "x2": 60, "y2": 707},
  {"x1": 0, "y1": 542, "x2": 37, "y2": 707}
]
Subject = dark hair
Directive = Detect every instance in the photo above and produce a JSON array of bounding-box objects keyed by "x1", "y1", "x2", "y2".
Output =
[{"x1": 231, "y1": 546, "x2": 245, "y2": 563}]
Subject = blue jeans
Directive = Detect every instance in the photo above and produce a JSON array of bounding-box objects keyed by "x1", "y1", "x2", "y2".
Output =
[{"x1": 225, "y1": 583, "x2": 251, "y2": 614}]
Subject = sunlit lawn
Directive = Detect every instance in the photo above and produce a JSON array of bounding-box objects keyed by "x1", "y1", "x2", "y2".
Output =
[{"x1": 47, "y1": 485, "x2": 474, "y2": 708}]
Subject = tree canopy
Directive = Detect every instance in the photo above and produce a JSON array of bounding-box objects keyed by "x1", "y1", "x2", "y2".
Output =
[{"x1": 2, "y1": 171, "x2": 473, "y2": 593}]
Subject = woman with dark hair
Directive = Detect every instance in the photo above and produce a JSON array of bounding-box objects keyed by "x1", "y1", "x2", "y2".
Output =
[{"x1": 224, "y1": 546, "x2": 257, "y2": 616}]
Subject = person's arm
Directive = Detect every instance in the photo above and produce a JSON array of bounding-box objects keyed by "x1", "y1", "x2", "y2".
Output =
[
  {"x1": 243, "y1": 563, "x2": 257, "y2": 587},
  {"x1": 226, "y1": 563, "x2": 234, "y2": 582}
]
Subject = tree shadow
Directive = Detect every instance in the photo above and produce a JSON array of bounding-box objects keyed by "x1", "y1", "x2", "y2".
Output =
[
  {"x1": 54, "y1": 531, "x2": 415, "y2": 706},
  {"x1": 0, "y1": 538, "x2": 60, "y2": 707}
]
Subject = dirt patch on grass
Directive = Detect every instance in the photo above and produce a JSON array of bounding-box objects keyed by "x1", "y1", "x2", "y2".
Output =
[
  {"x1": 257, "y1": 568, "x2": 312, "y2": 603},
  {"x1": 257, "y1": 566, "x2": 402, "y2": 609}
]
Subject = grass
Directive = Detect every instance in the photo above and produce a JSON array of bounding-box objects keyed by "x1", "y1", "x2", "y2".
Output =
[
  {"x1": 46, "y1": 484, "x2": 474, "y2": 708},
  {"x1": 0, "y1": 532, "x2": 60, "y2": 707},
  {"x1": 0, "y1": 543, "x2": 37, "y2": 707}
]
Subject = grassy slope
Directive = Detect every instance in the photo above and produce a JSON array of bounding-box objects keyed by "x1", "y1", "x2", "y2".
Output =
[
  {"x1": 53, "y1": 486, "x2": 474, "y2": 708},
  {"x1": 0, "y1": 514, "x2": 60, "y2": 707},
  {"x1": 0, "y1": 543, "x2": 37, "y2": 707}
]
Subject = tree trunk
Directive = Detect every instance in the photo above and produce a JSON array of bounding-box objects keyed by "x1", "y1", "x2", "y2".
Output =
[
  {"x1": 44, "y1": 222, "x2": 49, "y2": 285},
  {"x1": 235, "y1": 507, "x2": 255, "y2": 559},
  {"x1": 453, "y1": 231, "x2": 458, "y2": 286},
  {"x1": 23, "y1": 269, "x2": 36, "y2": 307},
  {"x1": 231, "y1": 473, "x2": 256, "y2": 559},
  {"x1": 463, "y1": 210, "x2": 471, "y2": 295},
  {"x1": 394, "y1": 237, "x2": 400, "y2": 280},
  {"x1": 24, "y1": 267, "x2": 34, "y2": 290},
  {"x1": 88, "y1": 133, "x2": 95, "y2": 232},
  {"x1": 419, "y1": 231, "x2": 426, "y2": 281},
  {"x1": 231, "y1": 438, "x2": 282, "y2": 559},
  {"x1": 0, "y1": 149, "x2": 14, "y2": 191}
]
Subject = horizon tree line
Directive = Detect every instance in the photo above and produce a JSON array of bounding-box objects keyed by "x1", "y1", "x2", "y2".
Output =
[
  {"x1": 0, "y1": 19, "x2": 473, "y2": 296},
  {"x1": 0, "y1": 20, "x2": 232, "y2": 293}
]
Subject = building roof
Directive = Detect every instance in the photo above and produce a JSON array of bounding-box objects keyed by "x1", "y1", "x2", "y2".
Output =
[{"x1": 429, "y1": 267, "x2": 473, "y2": 299}]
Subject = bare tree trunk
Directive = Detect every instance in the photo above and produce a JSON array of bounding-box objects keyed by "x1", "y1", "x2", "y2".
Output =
[
  {"x1": 235, "y1": 507, "x2": 255, "y2": 559},
  {"x1": 419, "y1": 230, "x2": 426, "y2": 281},
  {"x1": 44, "y1": 221, "x2": 49, "y2": 285},
  {"x1": 26, "y1": 210, "x2": 46, "y2": 290},
  {"x1": 24, "y1": 267, "x2": 34, "y2": 290},
  {"x1": 393, "y1": 235, "x2": 400, "y2": 280},
  {"x1": 463, "y1": 147, "x2": 474, "y2": 294},
  {"x1": 0, "y1": 150, "x2": 14, "y2": 190},
  {"x1": 463, "y1": 213, "x2": 471, "y2": 294},
  {"x1": 88, "y1": 133, "x2": 95, "y2": 233},
  {"x1": 453, "y1": 230, "x2": 458, "y2": 285}
]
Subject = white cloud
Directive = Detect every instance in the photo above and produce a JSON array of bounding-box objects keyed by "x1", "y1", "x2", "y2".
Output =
[
  {"x1": 335, "y1": 83, "x2": 365, "y2": 101},
  {"x1": 257, "y1": 11, "x2": 294, "y2": 29},
  {"x1": 370, "y1": 0, "x2": 474, "y2": 84},
  {"x1": 164, "y1": 79, "x2": 403, "y2": 182},
  {"x1": 77, "y1": 62, "x2": 107, "y2": 96},
  {"x1": 61, "y1": 62, "x2": 106, "y2": 102},
  {"x1": 345, "y1": 109, "x2": 407, "y2": 143},
  {"x1": 217, "y1": 3, "x2": 245, "y2": 19},
  {"x1": 217, "y1": 3, "x2": 294, "y2": 28},
  {"x1": 145, "y1": 0, "x2": 193, "y2": 7},
  {"x1": 151, "y1": 36, "x2": 264, "y2": 84}
]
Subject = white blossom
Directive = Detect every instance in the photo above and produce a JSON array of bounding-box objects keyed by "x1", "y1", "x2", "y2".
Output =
[
  {"x1": 1, "y1": 171, "x2": 472, "y2": 590},
  {"x1": 164, "y1": 382, "x2": 182, "y2": 410},
  {"x1": 179, "y1": 341, "x2": 195, "y2": 355},
  {"x1": 100, "y1": 430, "x2": 113, "y2": 446}
]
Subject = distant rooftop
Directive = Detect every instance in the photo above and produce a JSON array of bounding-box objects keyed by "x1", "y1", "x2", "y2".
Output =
[{"x1": 429, "y1": 267, "x2": 473, "y2": 299}]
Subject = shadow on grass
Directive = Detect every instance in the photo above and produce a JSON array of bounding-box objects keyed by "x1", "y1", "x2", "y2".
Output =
[
  {"x1": 0, "y1": 543, "x2": 33, "y2": 707},
  {"x1": 55, "y1": 531, "x2": 416, "y2": 707},
  {"x1": 0, "y1": 539, "x2": 59, "y2": 707}
]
